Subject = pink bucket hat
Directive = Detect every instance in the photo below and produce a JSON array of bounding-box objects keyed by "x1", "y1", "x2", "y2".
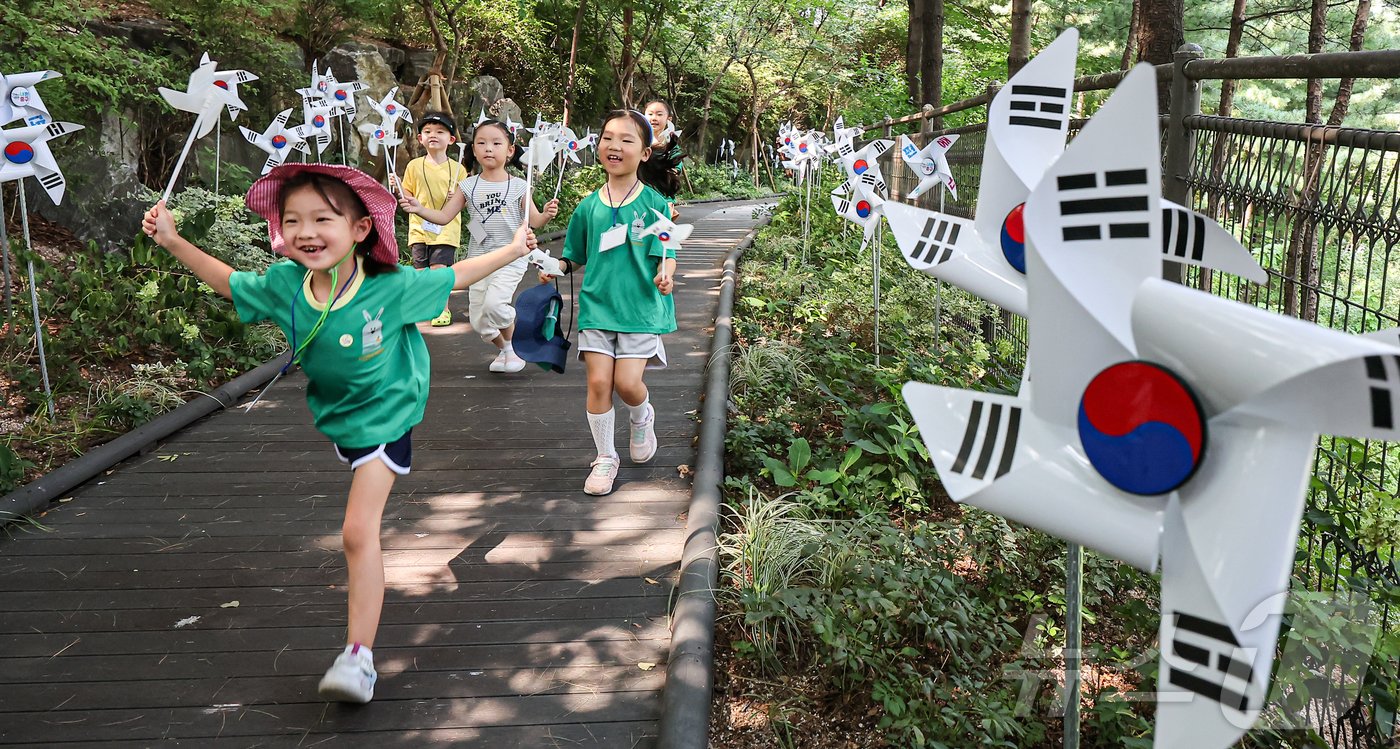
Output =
[{"x1": 245, "y1": 163, "x2": 400, "y2": 265}]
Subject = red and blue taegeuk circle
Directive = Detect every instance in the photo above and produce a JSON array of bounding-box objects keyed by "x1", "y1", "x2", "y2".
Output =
[
  {"x1": 386, "y1": 104, "x2": 397, "y2": 114},
  {"x1": 855, "y1": 200, "x2": 872, "y2": 219},
  {"x1": 313, "y1": 115, "x2": 326, "y2": 128},
  {"x1": 214, "y1": 80, "x2": 230, "y2": 90},
  {"x1": 1000, "y1": 203, "x2": 1027, "y2": 274},
  {"x1": 374, "y1": 129, "x2": 386, "y2": 139},
  {"x1": 1077, "y1": 361, "x2": 1207, "y2": 496},
  {"x1": 4, "y1": 142, "x2": 34, "y2": 165},
  {"x1": 271, "y1": 134, "x2": 287, "y2": 149},
  {"x1": 658, "y1": 231, "x2": 671, "y2": 242},
  {"x1": 853, "y1": 158, "x2": 869, "y2": 174},
  {"x1": 334, "y1": 89, "x2": 348, "y2": 101}
]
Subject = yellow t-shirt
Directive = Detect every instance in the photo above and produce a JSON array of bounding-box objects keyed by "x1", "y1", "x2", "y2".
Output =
[{"x1": 401, "y1": 155, "x2": 466, "y2": 247}]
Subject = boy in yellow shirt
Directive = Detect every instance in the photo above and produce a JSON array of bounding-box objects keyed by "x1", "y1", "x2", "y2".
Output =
[{"x1": 400, "y1": 112, "x2": 468, "y2": 326}]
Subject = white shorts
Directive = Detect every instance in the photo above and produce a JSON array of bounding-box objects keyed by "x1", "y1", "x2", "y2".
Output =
[{"x1": 577, "y1": 329, "x2": 668, "y2": 369}]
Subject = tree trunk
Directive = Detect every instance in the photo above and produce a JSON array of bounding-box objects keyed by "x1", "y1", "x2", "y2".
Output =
[
  {"x1": 619, "y1": 1, "x2": 634, "y2": 107},
  {"x1": 920, "y1": 0, "x2": 944, "y2": 123},
  {"x1": 562, "y1": 0, "x2": 587, "y2": 125},
  {"x1": 1138, "y1": 0, "x2": 1184, "y2": 112},
  {"x1": 696, "y1": 56, "x2": 737, "y2": 157},
  {"x1": 906, "y1": 0, "x2": 924, "y2": 102},
  {"x1": 1120, "y1": 0, "x2": 1142, "y2": 70},
  {"x1": 746, "y1": 59, "x2": 761, "y2": 187},
  {"x1": 1007, "y1": 0, "x2": 1032, "y2": 77}
]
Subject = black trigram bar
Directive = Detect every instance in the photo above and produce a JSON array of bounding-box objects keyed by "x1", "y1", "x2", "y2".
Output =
[
  {"x1": 231, "y1": 71, "x2": 256, "y2": 83},
  {"x1": 1167, "y1": 612, "x2": 1253, "y2": 712},
  {"x1": 1162, "y1": 207, "x2": 1205, "y2": 261},
  {"x1": 37, "y1": 172, "x2": 64, "y2": 190},
  {"x1": 44, "y1": 122, "x2": 71, "y2": 137},
  {"x1": 858, "y1": 172, "x2": 887, "y2": 195},
  {"x1": 1056, "y1": 169, "x2": 1152, "y2": 242},
  {"x1": 950, "y1": 400, "x2": 1022, "y2": 480},
  {"x1": 1008, "y1": 84, "x2": 1069, "y2": 129},
  {"x1": 1364, "y1": 355, "x2": 1400, "y2": 429},
  {"x1": 866, "y1": 141, "x2": 892, "y2": 158},
  {"x1": 909, "y1": 215, "x2": 961, "y2": 266}
]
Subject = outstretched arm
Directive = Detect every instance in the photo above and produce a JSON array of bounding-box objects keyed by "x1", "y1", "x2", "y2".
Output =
[
  {"x1": 528, "y1": 197, "x2": 559, "y2": 229},
  {"x1": 143, "y1": 201, "x2": 234, "y2": 299},
  {"x1": 452, "y1": 223, "x2": 537, "y2": 290},
  {"x1": 398, "y1": 184, "x2": 468, "y2": 226}
]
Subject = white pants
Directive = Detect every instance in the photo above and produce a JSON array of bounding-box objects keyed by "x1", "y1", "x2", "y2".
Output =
[{"x1": 468, "y1": 257, "x2": 528, "y2": 342}]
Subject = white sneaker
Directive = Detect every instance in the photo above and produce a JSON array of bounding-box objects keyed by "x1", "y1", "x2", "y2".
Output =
[
  {"x1": 584, "y1": 455, "x2": 619, "y2": 495},
  {"x1": 629, "y1": 406, "x2": 657, "y2": 463},
  {"x1": 489, "y1": 350, "x2": 508, "y2": 372},
  {"x1": 318, "y1": 644, "x2": 377, "y2": 704},
  {"x1": 501, "y1": 351, "x2": 527, "y2": 373}
]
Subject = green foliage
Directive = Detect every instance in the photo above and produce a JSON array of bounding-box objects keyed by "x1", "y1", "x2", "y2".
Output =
[
  {"x1": 141, "y1": 186, "x2": 276, "y2": 272},
  {"x1": 678, "y1": 162, "x2": 768, "y2": 200}
]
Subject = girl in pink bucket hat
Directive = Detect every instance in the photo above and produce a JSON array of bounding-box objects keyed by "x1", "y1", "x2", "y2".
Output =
[{"x1": 142, "y1": 163, "x2": 536, "y2": 705}]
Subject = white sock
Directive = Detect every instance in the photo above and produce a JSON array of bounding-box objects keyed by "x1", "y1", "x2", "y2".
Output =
[
  {"x1": 628, "y1": 396, "x2": 652, "y2": 425},
  {"x1": 587, "y1": 409, "x2": 617, "y2": 458},
  {"x1": 502, "y1": 340, "x2": 515, "y2": 355},
  {"x1": 347, "y1": 643, "x2": 373, "y2": 662}
]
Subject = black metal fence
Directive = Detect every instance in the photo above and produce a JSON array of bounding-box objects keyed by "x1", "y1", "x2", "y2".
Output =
[{"x1": 862, "y1": 48, "x2": 1400, "y2": 747}]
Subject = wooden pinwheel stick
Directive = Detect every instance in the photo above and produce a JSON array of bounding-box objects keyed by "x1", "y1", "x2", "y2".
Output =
[{"x1": 17, "y1": 185, "x2": 54, "y2": 417}]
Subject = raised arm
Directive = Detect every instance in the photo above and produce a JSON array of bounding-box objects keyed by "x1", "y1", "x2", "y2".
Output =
[
  {"x1": 452, "y1": 223, "x2": 537, "y2": 290},
  {"x1": 143, "y1": 201, "x2": 234, "y2": 299},
  {"x1": 528, "y1": 196, "x2": 559, "y2": 229}
]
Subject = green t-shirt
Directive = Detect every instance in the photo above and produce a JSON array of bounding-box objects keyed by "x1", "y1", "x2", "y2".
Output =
[
  {"x1": 561, "y1": 186, "x2": 677, "y2": 334},
  {"x1": 229, "y1": 257, "x2": 455, "y2": 448}
]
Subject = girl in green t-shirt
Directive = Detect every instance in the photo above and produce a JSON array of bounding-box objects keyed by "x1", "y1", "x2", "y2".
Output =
[
  {"x1": 142, "y1": 164, "x2": 536, "y2": 705},
  {"x1": 540, "y1": 110, "x2": 678, "y2": 497}
]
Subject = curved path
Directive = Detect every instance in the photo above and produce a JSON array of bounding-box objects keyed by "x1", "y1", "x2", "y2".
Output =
[{"x1": 0, "y1": 199, "x2": 771, "y2": 748}]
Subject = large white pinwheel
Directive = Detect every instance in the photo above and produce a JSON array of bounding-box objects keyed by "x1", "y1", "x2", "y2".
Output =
[
  {"x1": 884, "y1": 28, "x2": 1264, "y2": 317},
  {"x1": 556, "y1": 126, "x2": 593, "y2": 163},
  {"x1": 240, "y1": 108, "x2": 309, "y2": 174},
  {"x1": 0, "y1": 121, "x2": 84, "y2": 204},
  {"x1": 836, "y1": 138, "x2": 892, "y2": 194},
  {"x1": 521, "y1": 132, "x2": 559, "y2": 172},
  {"x1": 366, "y1": 87, "x2": 411, "y2": 128},
  {"x1": 0, "y1": 70, "x2": 62, "y2": 126},
  {"x1": 903, "y1": 63, "x2": 1400, "y2": 749},
  {"x1": 637, "y1": 208, "x2": 693, "y2": 251},
  {"x1": 830, "y1": 177, "x2": 885, "y2": 250},
  {"x1": 158, "y1": 54, "x2": 248, "y2": 139},
  {"x1": 294, "y1": 96, "x2": 335, "y2": 155},
  {"x1": 357, "y1": 118, "x2": 402, "y2": 157},
  {"x1": 897, "y1": 132, "x2": 959, "y2": 200},
  {"x1": 298, "y1": 61, "x2": 366, "y2": 119}
]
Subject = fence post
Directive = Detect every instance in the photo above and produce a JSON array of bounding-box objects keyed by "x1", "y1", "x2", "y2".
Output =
[{"x1": 1163, "y1": 42, "x2": 1203, "y2": 283}]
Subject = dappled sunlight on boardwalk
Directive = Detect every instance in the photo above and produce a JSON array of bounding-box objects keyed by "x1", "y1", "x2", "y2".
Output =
[{"x1": 0, "y1": 199, "x2": 766, "y2": 747}]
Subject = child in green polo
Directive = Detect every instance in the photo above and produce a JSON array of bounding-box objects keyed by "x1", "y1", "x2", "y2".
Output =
[
  {"x1": 540, "y1": 110, "x2": 677, "y2": 496},
  {"x1": 143, "y1": 163, "x2": 535, "y2": 705}
]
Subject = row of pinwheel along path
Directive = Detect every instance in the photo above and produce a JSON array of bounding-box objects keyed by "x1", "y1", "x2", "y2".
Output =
[{"x1": 777, "y1": 33, "x2": 1399, "y2": 749}]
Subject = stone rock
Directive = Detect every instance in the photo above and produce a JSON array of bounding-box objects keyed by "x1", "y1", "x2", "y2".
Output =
[
  {"x1": 28, "y1": 141, "x2": 146, "y2": 254},
  {"x1": 401, "y1": 49, "x2": 438, "y2": 86},
  {"x1": 491, "y1": 97, "x2": 523, "y2": 126}
]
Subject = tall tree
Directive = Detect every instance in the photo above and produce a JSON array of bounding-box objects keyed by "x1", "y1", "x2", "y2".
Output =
[
  {"x1": 906, "y1": 0, "x2": 924, "y2": 102},
  {"x1": 1120, "y1": 0, "x2": 1142, "y2": 70},
  {"x1": 1138, "y1": 0, "x2": 1184, "y2": 111},
  {"x1": 919, "y1": 0, "x2": 944, "y2": 113},
  {"x1": 1007, "y1": 0, "x2": 1031, "y2": 77}
]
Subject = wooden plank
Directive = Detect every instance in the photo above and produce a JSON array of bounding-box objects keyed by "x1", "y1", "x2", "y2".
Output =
[
  {"x1": 44, "y1": 493, "x2": 690, "y2": 514},
  {"x1": 10, "y1": 721, "x2": 657, "y2": 748},
  {"x1": 0, "y1": 577, "x2": 673, "y2": 612},
  {"x1": 0, "y1": 690, "x2": 661, "y2": 743},
  {"x1": 0, "y1": 664, "x2": 664, "y2": 713}
]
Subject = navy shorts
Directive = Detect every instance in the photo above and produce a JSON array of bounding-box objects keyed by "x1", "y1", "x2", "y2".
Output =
[{"x1": 333, "y1": 430, "x2": 412, "y2": 475}]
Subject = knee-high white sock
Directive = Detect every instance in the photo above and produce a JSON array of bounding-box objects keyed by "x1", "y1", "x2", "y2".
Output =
[
  {"x1": 501, "y1": 339, "x2": 514, "y2": 355},
  {"x1": 628, "y1": 395, "x2": 652, "y2": 425},
  {"x1": 587, "y1": 409, "x2": 617, "y2": 459}
]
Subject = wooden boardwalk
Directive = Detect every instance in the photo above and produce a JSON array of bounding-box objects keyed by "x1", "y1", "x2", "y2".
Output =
[{"x1": 0, "y1": 200, "x2": 768, "y2": 748}]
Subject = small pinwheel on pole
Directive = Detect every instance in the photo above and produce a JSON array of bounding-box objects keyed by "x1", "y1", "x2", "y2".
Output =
[
  {"x1": 0, "y1": 69, "x2": 62, "y2": 322},
  {"x1": 552, "y1": 125, "x2": 595, "y2": 199},
  {"x1": 157, "y1": 53, "x2": 254, "y2": 201},
  {"x1": 240, "y1": 108, "x2": 309, "y2": 175},
  {"x1": 637, "y1": 208, "x2": 693, "y2": 285},
  {"x1": 896, "y1": 132, "x2": 959, "y2": 202},
  {"x1": 519, "y1": 127, "x2": 559, "y2": 230},
  {"x1": 0, "y1": 117, "x2": 84, "y2": 417},
  {"x1": 293, "y1": 95, "x2": 335, "y2": 161}
]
